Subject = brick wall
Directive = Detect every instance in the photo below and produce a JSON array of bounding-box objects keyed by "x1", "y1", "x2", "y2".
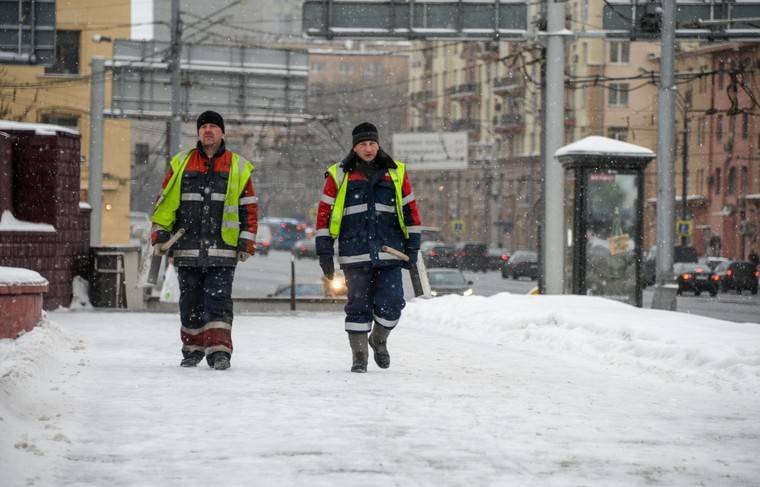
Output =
[{"x1": 0, "y1": 127, "x2": 90, "y2": 310}]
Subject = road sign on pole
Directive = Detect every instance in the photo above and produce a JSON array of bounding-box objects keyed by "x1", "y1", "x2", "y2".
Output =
[{"x1": 676, "y1": 219, "x2": 693, "y2": 238}]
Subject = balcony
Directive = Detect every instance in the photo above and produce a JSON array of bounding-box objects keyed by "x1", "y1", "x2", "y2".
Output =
[
  {"x1": 411, "y1": 90, "x2": 436, "y2": 106},
  {"x1": 450, "y1": 119, "x2": 480, "y2": 133},
  {"x1": 493, "y1": 77, "x2": 523, "y2": 95},
  {"x1": 447, "y1": 83, "x2": 479, "y2": 100},
  {"x1": 494, "y1": 113, "x2": 523, "y2": 133}
]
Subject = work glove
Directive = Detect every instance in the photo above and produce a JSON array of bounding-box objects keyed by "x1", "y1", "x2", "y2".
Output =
[
  {"x1": 319, "y1": 255, "x2": 335, "y2": 280},
  {"x1": 403, "y1": 248, "x2": 419, "y2": 270},
  {"x1": 237, "y1": 252, "x2": 252, "y2": 263}
]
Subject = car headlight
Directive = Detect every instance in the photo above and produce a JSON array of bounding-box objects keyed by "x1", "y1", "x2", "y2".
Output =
[
  {"x1": 430, "y1": 290, "x2": 438, "y2": 296},
  {"x1": 463, "y1": 288, "x2": 473, "y2": 296}
]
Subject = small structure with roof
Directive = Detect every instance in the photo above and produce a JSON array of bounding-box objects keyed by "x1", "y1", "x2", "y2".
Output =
[{"x1": 556, "y1": 136, "x2": 655, "y2": 307}]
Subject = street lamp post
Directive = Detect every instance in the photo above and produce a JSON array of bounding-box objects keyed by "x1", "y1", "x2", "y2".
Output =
[{"x1": 681, "y1": 101, "x2": 690, "y2": 246}]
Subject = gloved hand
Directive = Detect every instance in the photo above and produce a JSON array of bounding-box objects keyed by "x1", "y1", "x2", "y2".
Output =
[
  {"x1": 152, "y1": 228, "x2": 171, "y2": 256},
  {"x1": 319, "y1": 255, "x2": 335, "y2": 280},
  {"x1": 237, "y1": 252, "x2": 252, "y2": 263},
  {"x1": 403, "y1": 248, "x2": 419, "y2": 270}
]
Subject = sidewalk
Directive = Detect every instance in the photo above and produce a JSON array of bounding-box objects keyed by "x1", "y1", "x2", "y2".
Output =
[{"x1": 2, "y1": 294, "x2": 759, "y2": 486}]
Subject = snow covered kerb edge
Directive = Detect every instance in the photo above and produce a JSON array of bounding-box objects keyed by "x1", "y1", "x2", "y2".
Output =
[{"x1": 0, "y1": 267, "x2": 49, "y2": 339}]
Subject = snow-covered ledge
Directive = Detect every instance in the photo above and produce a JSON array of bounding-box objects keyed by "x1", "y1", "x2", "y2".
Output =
[
  {"x1": 0, "y1": 267, "x2": 49, "y2": 339},
  {"x1": 0, "y1": 210, "x2": 55, "y2": 233}
]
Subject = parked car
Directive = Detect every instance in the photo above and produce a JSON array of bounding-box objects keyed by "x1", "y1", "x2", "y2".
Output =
[
  {"x1": 426, "y1": 268, "x2": 473, "y2": 297},
  {"x1": 717, "y1": 261, "x2": 759, "y2": 294},
  {"x1": 268, "y1": 283, "x2": 326, "y2": 298},
  {"x1": 486, "y1": 247, "x2": 510, "y2": 271},
  {"x1": 642, "y1": 245, "x2": 699, "y2": 287},
  {"x1": 502, "y1": 250, "x2": 538, "y2": 280},
  {"x1": 255, "y1": 223, "x2": 271, "y2": 256},
  {"x1": 673, "y1": 263, "x2": 719, "y2": 297},
  {"x1": 260, "y1": 217, "x2": 306, "y2": 250},
  {"x1": 420, "y1": 241, "x2": 458, "y2": 268},
  {"x1": 291, "y1": 239, "x2": 317, "y2": 259},
  {"x1": 455, "y1": 242, "x2": 489, "y2": 272}
]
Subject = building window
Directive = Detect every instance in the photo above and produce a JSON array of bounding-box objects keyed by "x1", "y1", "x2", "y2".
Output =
[
  {"x1": 741, "y1": 166, "x2": 748, "y2": 193},
  {"x1": 727, "y1": 167, "x2": 736, "y2": 195},
  {"x1": 364, "y1": 62, "x2": 380, "y2": 78},
  {"x1": 698, "y1": 68, "x2": 707, "y2": 93},
  {"x1": 717, "y1": 115, "x2": 723, "y2": 141},
  {"x1": 715, "y1": 168, "x2": 721, "y2": 195},
  {"x1": 39, "y1": 113, "x2": 78, "y2": 128},
  {"x1": 609, "y1": 41, "x2": 630, "y2": 64},
  {"x1": 338, "y1": 63, "x2": 353, "y2": 75},
  {"x1": 135, "y1": 143, "x2": 150, "y2": 166},
  {"x1": 718, "y1": 69, "x2": 725, "y2": 89},
  {"x1": 311, "y1": 62, "x2": 324, "y2": 73},
  {"x1": 45, "y1": 30, "x2": 80, "y2": 75},
  {"x1": 607, "y1": 126, "x2": 628, "y2": 141},
  {"x1": 696, "y1": 117, "x2": 705, "y2": 146},
  {"x1": 608, "y1": 83, "x2": 629, "y2": 106}
]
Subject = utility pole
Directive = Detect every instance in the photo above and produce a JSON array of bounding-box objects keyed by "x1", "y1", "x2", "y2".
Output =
[
  {"x1": 488, "y1": 138, "x2": 500, "y2": 248},
  {"x1": 652, "y1": 0, "x2": 678, "y2": 310},
  {"x1": 168, "y1": 0, "x2": 182, "y2": 156},
  {"x1": 88, "y1": 56, "x2": 105, "y2": 246},
  {"x1": 542, "y1": 0, "x2": 567, "y2": 294},
  {"x1": 681, "y1": 103, "x2": 690, "y2": 246}
]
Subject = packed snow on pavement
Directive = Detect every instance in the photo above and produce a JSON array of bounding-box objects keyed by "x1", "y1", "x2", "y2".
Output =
[{"x1": 1, "y1": 294, "x2": 758, "y2": 486}]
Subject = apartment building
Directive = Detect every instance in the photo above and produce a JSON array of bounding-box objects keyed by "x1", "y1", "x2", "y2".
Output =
[
  {"x1": 407, "y1": 40, "x2": 542, "y2": 250},
  {"x1": 1, "y1": 0, "x2": 133, "y2": 244}
]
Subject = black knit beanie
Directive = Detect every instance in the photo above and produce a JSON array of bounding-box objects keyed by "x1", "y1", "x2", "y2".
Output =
[
  {"x1": 197, "y1": 110, "x2": 225, "y2": 133},
  {"x1": 352, "y1": 122, "x2": 379, "y2": 145}
]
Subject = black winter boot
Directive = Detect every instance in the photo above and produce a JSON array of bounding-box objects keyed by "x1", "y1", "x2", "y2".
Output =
[
  {"x1": 180, "y1": 352, "x2": 204, "y2": 367},
  {"x1": 348, "y1": 332, "x2": 368, "y2": 373},
  {"x1": 369, "y1": 324, "x2": 392, "y2": 369}
]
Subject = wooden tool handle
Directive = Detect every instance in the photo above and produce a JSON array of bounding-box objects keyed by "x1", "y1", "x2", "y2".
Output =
[
  {"x1": 160, "y1": 228, "x2": 186, "y2": 251},
  {"x1": 382, "y1": 245, "x2": 410, "y2": 262}
]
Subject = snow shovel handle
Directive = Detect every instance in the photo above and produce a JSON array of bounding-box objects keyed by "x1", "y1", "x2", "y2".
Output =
[
  {"x1": 160, "y1": 228, "x2": 186, "y2": 252},
  {"x1": 382, "y1": 245, "x2": 409, "y2": 262}
]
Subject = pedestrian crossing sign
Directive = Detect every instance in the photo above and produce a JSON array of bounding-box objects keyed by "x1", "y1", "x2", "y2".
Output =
[{"x1": 676, "y1": 219, "x2": 693, "y2": 237}]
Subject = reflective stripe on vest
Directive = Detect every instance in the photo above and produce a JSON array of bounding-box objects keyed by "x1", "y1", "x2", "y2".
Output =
[
  {"x1": 151, "y1": 149, "x2": 254, "y2": 246},
  {"x1": 326, "y1": 161, "x2": 408, "y2": 239}
]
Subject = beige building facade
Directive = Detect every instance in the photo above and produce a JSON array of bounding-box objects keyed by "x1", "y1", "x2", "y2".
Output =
[{"x1": 1, "y1": 0, "x2": 132, "y2": 244}]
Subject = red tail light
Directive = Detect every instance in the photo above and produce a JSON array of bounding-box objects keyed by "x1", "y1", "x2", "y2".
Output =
[
  {"x1": 711, "y1": 274, "x2": 720, "y2": 281},
  {"x1": 681, "y1": 273, "x2": 692, "y2": 280},
  {"x1": 429, "y1": 250, "x2": 438, "y2": 257},
  {"x1": 755, "y1": 271, "x2": 760, "y2": 278},
  {"x1": 727, "y1": 269, "x2": 733, "y2": 277},
  {"x1": 501, "y1": 255, "x2": 509, "y2": 261}
]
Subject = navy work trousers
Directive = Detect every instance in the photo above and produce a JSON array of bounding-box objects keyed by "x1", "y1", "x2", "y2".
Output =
[
  {"x1": 177, "y1": 266, "x2": 235, "y2": 359},
  {"x1": 343, "y1": 266, "x2": 405, "y2": 333}
]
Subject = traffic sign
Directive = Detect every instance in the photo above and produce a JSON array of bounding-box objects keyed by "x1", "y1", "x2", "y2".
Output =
[
  {"x1": 676, "y1": 219, "x2": 693, "y2": 238},
  {"x1": 451, "y1": 219, "x2": 466, "y2": 236}
]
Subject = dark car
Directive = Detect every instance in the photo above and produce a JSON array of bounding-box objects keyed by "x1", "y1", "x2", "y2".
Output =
[
  {"x1": 674, "y1": 263, "x2": 719, "y2": 297},
  {"x1": 291, "y1": 239, "x2": 317, "y2": 259},
  {"x1": 502, "y1": 250, "x2": 538, "y2": 280},
  {"x1": 455, "y1": 242, "x2": 489, "y2": 272},
  {"x1": 420, "y1": 241, "x2": 458, "y2": 268},
  {"x1": 643, "y1": 245, "x2": 699, "y2": 287},
  {"x1": 426, "y1": 268, "x2": 473, "y2": 297},
  {"x1": 486, "y1": 248, "x2": 510, "y2": 271},
  {"x1": 261, "y1": 218, "x2": 306, "y2": 250},
  {"x1": 717, "y1": 261, "x2": 759, "y2": 294}
]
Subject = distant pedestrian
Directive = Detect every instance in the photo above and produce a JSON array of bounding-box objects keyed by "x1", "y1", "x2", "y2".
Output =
[
  {"x1": 749, "y1": 249, "x2": 759, "y2": 267},
  {"x1": 151, "y1": 111, "x2": 258, "y2": 370},
  {"x1": 315, "y1": 122, "x2": 422, "y2": 373}
]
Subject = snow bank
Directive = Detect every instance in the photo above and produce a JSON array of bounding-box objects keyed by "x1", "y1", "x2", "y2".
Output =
[
  {"x1": 405, "y1": 294, "x2": 760, "y2": 393},
  {"x1": 0, "y1": 317, "x2": 84, "y2": 485}
]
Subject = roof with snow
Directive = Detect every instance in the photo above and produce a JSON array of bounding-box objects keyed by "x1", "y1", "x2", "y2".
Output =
[
  {"x1": 555, "y1": 136, "x2": 655, "y2": 158},
  {"x1": 0, "y1": 120, "x2": 79, "y2": 136}
]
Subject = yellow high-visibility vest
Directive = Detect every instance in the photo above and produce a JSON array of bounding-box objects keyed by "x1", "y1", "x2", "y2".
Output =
[
  {"x1": 151, "y1": 149, "x2": 254, "y2": 246},
  {"x1": 326, "y1": 161, "x2": 408, "y2": 239}
]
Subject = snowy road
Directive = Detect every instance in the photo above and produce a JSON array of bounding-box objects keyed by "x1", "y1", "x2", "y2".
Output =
[{"x1": 2, "y1": 295, "x2": 759, "y2": 486}]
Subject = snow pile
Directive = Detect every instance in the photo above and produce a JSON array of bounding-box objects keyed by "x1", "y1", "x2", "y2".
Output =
[
  {"x1": 405, "y1": 294, "x2": 760, "y2": 393},
  {"x1": 67, "y1": 275, "x2": 93, "y2": 309},
  {"x1": 0, "y1": 211, "x2": 55, "y2": 233},
  {"x1": 0, "y1": 317, "x2": 83, "y2": 485}
]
